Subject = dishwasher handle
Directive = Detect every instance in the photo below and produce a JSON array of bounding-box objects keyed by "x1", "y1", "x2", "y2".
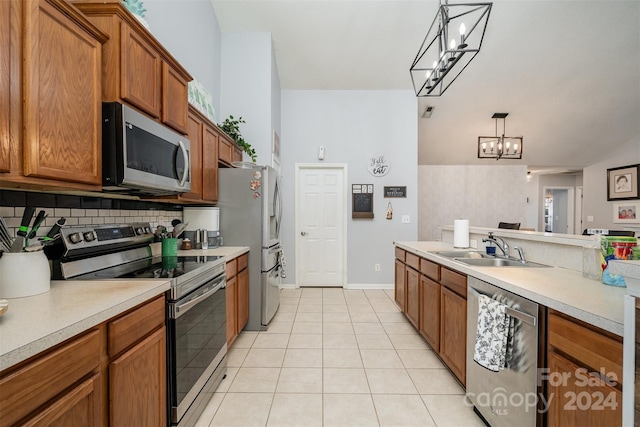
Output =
[{"x1": 468, "y1": 286, "x2": 537, "y2": 327}]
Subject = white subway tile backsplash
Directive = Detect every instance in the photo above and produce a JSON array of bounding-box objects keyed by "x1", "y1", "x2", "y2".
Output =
[
  {"x1": 71, "y1": 209, "x2": 85, "y2": 217},
  {"x1": 98, "y1": 209, "x2": 111, "y2": 217},
  {"x1": 78, "y1": 217, "x2": 92, "y2": 225},
  {"x1": 85, "y1": 209, "x2": 99, "y2": 217},
  {"x1": 54, "y1": 208, "x2": 71, "y2": 217},
  {"x1": 91, "y1": 217, "x2": 105, "y2": 225},
  {"x1": 0, "y1": 206, "x2": 14, "y2": 217},
  {"x1": 65, "y1": 217, "x2": 79, "y2": 226}
]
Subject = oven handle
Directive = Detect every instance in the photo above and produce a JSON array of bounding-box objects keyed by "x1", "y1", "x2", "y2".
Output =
[{"x1": 172, "y1": 277, "x2": 225, "y2": 319}]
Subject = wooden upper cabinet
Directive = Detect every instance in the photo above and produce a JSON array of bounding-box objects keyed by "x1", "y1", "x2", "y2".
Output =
[
  {"x1": 0, "y1": 0, "x2": 10, "y2": 174},
  {"x1": 21, "y1": 0, "x2": 106, "y2": 186},
  {"x1": 120, "y1": 24, "x2": 160, "y2": 118},
  {"x1": 202, "y1": 123, "x2": 219, "y2": 202},
  {"x1": 218, "y1": 135, "x2": 235, "y2": 166},
  {"x1": 74, "y1": 2, "x2": 192, "y2": 134},
  {"x1": 179, "y1": 109, "x2": 204, "y2": 201}
]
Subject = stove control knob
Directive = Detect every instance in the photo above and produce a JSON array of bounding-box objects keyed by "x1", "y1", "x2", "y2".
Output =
[
  {"x1": 83, "y1": 232, "x2": 96, "y2": 242},
  {"x1": 68, "y1": 232, "x2": 83, "y2": 244},
  {"x1": 145, "y1": 226, "x2": 151, "y2": 234},
  {"x1": 136, "y1": 227, "x2": 144, "y2": 235}
]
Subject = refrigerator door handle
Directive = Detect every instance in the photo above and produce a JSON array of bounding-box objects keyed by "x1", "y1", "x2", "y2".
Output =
[{"x1": 274, "y1": 177, "x2": 282, "y2": 239}]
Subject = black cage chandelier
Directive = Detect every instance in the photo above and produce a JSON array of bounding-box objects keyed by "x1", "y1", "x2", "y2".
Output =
[
  {"x1": 478, "y1": 113, "x2": 523, "y2": 160},
  {"x1": 410, "y1": 0, "x2": 492, "y2": 97}
]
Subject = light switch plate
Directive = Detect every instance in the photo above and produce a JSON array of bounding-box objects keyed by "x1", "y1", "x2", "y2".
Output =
[{"x1": 401, "y1": 215, "x2": 410, "y2": 224}]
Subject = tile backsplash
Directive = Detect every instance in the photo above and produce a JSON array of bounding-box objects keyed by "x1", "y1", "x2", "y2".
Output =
[{"x1": 0, "y1": 189, "x2": 184, "y2": 240}]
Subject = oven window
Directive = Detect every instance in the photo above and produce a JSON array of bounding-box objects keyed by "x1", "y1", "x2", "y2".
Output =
[
  {"x1": 126, "y1": 124, "x2": 188, "y2": 180},
  {"x1": 169, "y1": 285, "x2": 226, "y2": 408}
]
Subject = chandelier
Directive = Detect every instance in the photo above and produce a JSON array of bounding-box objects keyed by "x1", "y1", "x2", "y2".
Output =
[
  {"x1": 410, "y1": 0, "x2": 492, "y2": 97},
  {"x1": 478, "y1": 113, "x2": 523, "y2": 160}
]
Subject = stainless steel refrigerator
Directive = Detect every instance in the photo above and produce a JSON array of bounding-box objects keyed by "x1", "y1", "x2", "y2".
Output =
[{"x1": 218, "y1": 165, "x2": 283, "y2": 330}]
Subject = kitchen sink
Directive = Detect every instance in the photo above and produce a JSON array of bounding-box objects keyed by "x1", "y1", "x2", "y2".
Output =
[
  {"x1": 454, "y1": 257, "x2": 551, "y2": 268},
  {"x1": 433, "y1": 251, "x2": 490, "y2": 259}
]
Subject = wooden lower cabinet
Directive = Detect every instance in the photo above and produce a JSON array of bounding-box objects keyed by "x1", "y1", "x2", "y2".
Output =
[
  {"x1": 439, "y1": 286, "x2": 467, "y2": 385},
  {"x1": 405, "y1": 267, "x2": 420, "y2": 328},
  {"x1": 109, "y1": 328, "x2": 166, "y2": 427},
  {"x1": 419, "y1": 275, "x2": 440, "y2": 351},
  {"x1": 226, "y1": 252, "x2": 250, "y2": 347},
  {"x1": 394, "y1": 259, "x2": 406, "y2": 312},
  {"x1": 237, "y1": 267, "x2": 249, "y2": 330},
  {"x1": 0, "y1": 295, "x2": 166, "y2": 427}
]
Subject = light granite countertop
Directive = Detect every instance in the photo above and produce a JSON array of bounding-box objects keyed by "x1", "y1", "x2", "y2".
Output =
[
  {"x1": 396, "y1": 241, "x2": 626, "y2": 337},
  {"x1": 0, "y1": 246, "x2": 249, "y2": 372}
]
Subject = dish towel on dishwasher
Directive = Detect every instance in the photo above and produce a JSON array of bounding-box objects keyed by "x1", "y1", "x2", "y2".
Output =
[{"x1": 474, "y1": 294, "x2": 511, "y2": 372}]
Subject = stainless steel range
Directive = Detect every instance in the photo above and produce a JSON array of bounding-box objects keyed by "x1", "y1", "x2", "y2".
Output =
[{"x1": 52, "y1": 222, "x2": 227, "y2": 427}]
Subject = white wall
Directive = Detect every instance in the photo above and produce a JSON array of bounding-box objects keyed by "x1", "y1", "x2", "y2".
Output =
[
  {"x1": 418, "y1": 165, "x2": 528, "y2": 241},
  {"x1": 144, "y1": 0, "x2": 222, "y2": 118},
  {"x1": 583, "y1": 137, "x2": 640, "y2": 233},
  {"x1": 281, "y1": 91, "x2": 418, "y2": 286}
]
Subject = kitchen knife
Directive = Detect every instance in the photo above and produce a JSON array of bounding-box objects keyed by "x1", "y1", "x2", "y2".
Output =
[
  {"x1": 27, "y1": 210, "x2": 47, "y2": 240},
  {"x1": 11, "y1": 207, "x2": 35, "y2": 252},
  {"x1": 44, "y1": 217, "x2": 66, "y2": 241}
]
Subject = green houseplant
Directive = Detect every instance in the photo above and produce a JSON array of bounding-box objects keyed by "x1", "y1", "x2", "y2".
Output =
[{"x1": 218, "y1": 116, "x2": 257, "y2": 163}]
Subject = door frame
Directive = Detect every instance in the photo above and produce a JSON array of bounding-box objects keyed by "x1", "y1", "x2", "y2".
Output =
[
  {"x1": 542, "y1": 186, "x2": 575, "y2": 234},
  {"x1": 294, "y1": 163, "x2": 348, "y2": 287}
]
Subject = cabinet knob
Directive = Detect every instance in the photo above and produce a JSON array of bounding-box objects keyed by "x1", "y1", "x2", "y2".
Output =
[{"x1": 300, "y1": 231, "x2": 307, "y2": 236}]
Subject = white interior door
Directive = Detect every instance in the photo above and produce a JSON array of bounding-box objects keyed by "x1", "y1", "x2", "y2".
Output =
[{"x1": 295, "y1": 164, "x2": 347, "y2": 287}]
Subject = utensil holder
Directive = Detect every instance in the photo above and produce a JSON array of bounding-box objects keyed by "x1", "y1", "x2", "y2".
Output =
[
  {"x1": 161, "y1": 238, "x2": 178, "y2": 257},
  {"x1": 0, "y1": 251, "x2": 51, "y2": 298}
]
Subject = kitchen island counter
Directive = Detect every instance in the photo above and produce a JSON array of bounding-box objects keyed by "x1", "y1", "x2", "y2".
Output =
[
  {"x1": 0, "y1": 246, "x2": 249, "y2": 371},
  {"x1": 396, "y1": 241, "x2": 626, "y2": 336}
]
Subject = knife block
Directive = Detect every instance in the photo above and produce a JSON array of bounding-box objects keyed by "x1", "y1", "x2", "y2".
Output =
[{"x1": 0, "y1": 251, "x2": 51, "y2": 298}]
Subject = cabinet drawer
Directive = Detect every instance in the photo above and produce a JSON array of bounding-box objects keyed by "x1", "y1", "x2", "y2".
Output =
[
  {"x1": 226, "y1": 257, "x2": 238, "y2": 278},
  {"x1": 548, "y1": 310, "x2": 622, "y2": 386},
  {"x1": 441, "y1": 268, "x2": 467, "y2": 298},
  {"x1": 420, "y1": 258, "x2": 440, "y2": 281},
  {"x1": 0, "y1": 329, "x2": 101, "y2": 426},
  {"x1": 395, "y1": 247, "x2": 406, "y2": 262},
  {"x1": 237, "y1": 253, "x2": 249, "y2": 271},
  {"x1": 108, "y1": 295, "x2": 165, "y2": 359},
  {"x1": 405, "y1": 252, "x2": 420, "y2": 271}
]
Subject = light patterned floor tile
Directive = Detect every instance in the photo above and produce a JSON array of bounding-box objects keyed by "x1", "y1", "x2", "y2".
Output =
[
  {"x1": 360, "y1": 349, "x2": 404, "y2": 368},
  {"x1": 323, "y1": 334, "x2": 358, "y2": 349},
  {"x1": 271, "y1": 311, "x2": 296, "y2": 322},
  {"x1": 252, "y1": 333, "x2": 290, "y2": 348},
  {"x1": 292, "y1": 321, "x2": 323, "y2": 334},
  {"x1": 229, "y1": 367, "x2": 281, "y2": 392},
  {"x1": 276, "y1": 367, "x2": 323, "y2": 393},
  {"x1": 349, "y1": 312, "x2": 380, "y2": 323},
  {"x1": 365, "y1": 368, "x2": 418, "y2": 394},
  {"x1": 322, "y1": 303, "x2": 348, "y2": 313},
  {"x1": 288, "y1": 333, "x2": 323, "y2": 349},
  {"x1": 280, "y1": 289, "x2": 302, "y2": 298},
  {"x1": 230, "y1": 332, "x2": 258, "y2": 349},
  {"x1": 263, "y1": 321, "x2": 294, "y2": 334},
  {"x1": 210, "y1": 393, "x2": 273, "y2": 427},
  {"x1": 242, "y1": 348, "x2": 286, "y2": 367},
  {"x1": 356, "y1": 334, "x2": 394, "y2": 349},
  {"x1": 352, "y1": 322, "x2": 386, "y2": 335},
  {"x1": 388, "y1": 334, "x2": 430, "y2": 350},
  {"x1": 376, "y1": 312, "x2": 408, "y2": 323},
  {"x1": 298, "y1": 301, "x2": 323, "y2": 313},
  {"x1": 382, "y1": 321, "x2": 419, "y2": 335},
  {"x1": 267, "y1": 393, "x2": 323, "y2": 427},
  {"x1": 348, "y1": 304, "x2": 375, "y2": 313},
  {"x1": 227, "y1": 347, "x2": 249, "y2": 367},
  {"x1": 194, "y1": 392, "x2": 225, "y2": 427},
  {"x1": 283, "y1": 348, "x2": 323, "y2": 367},
  {"x1": 301, "y1": 288, "x2": 323, "y2": 298},
  {"x1": 215, "y1": 367, "x2": 238, "y2": 393},
  {"x1": 323, "y1": 349, "x2": 363, "y2": 368},
  {"x1": 322, "y1": 311, "x2": 351, "y2": 322},
  {"x1": 323, "y1": 394, "x2": 379, "y2": 427},
  {"x1": 295, "y1": 312, "x2": 323, "y2": 323},
  {"x1": 323, "y1": 322, "x2": 354, "y2": 334},
  {"x1": 422, "y1": 395, "x2": 487, "y2": 427},
  {"x1": 373, "y1": 394, "x2": 436, "y2": 427},
  {"x1": 323, "y1": 368, "x2": 370, "y2": 393},
  {"x1": 277, "y1": 303, "x2": 298, "y2": 313},
  {"x1": 397, "y1": 349, "x2": 445, "y2": 368},
  {"x1": 407, "y1": 368, "x2": 465, "y2": 394}
]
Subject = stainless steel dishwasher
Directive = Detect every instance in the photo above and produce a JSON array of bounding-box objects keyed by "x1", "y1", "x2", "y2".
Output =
[{"x1": 466, "y1": 277, "x2": 539, "y2": 427}]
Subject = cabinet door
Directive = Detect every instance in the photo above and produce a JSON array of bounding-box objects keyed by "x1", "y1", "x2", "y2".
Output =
[
  {"x1": 120, "y1": 24, "x2": 160, "y2": 118},
  {"x1": 405, "y1": 267, "x2": 420, "y2": 328},
  {"x1": 22, "y1": 374, "x2": 101, "y2": 427},
  {"x1": 161, "y1": 62, "x2": 188, "y2": 134},
  {"x1": 202, "y1": 124, "x2": 219, "y2": 202},
  {"x1": 0, "y1": 0, "x2": 10, "y2": 173},
  {"x1": 394, "y1": 259, "x2": 406, "y2": 312},
  {"x1": 237, "y1": 267, "x2": 249, "y2": 333},
  {"x1": 547, "y1": 351, "x2": 622, "y2": 427},
  {"x1": 233, "y1": 146, "x2": 243, "y2": 163},
  {"x1": 218, "y1": 137, "x2": 234, "y2": 166},
  {"x1": 180, "y1": 110, "x2": 203, "y2": 201},
  {"x1": 440, "y1": 286, "x2": 466, "y2": 386},
  {"x1": 109, "y1": 327, "x2": 166, "y2": 427},
  {"x1": 419, "y1": 275, "x2": 440, "y2": 351},
  {"x1": 226, "y1": 276, "x2": 237, "y2": 347},
  {"x1": 23, "y1": 0, "x2": 102, "y2": 184}
]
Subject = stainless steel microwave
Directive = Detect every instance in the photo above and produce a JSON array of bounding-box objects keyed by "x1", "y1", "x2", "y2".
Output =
[{"x1": 102, "y1": 102, "x2": 191, "y2": 196}]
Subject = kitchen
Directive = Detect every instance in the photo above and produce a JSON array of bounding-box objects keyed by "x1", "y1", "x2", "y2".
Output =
[{"x1": 1, "y1": 0, "x2": 640, "y2": 426}]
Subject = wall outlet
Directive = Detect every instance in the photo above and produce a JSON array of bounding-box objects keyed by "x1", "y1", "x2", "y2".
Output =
[
  {"x1": 401, "y1": 215, "x2": 410, "y2": 224},
  {"x1": 587, "y1": 215, "x2": 594, "y2": 222},
  {"x1": 375, "y1": 263, "x2": 381, "y2": 272}
]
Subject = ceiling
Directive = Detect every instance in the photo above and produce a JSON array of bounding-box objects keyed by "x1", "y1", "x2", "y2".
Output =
[{"x1": 211, "y1": 0, "x2": 640, "y2": 170}]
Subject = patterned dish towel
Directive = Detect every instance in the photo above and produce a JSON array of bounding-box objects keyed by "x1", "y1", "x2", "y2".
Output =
[{"x1": 474, "y1": 294, "x2": 511, "y2": 372}]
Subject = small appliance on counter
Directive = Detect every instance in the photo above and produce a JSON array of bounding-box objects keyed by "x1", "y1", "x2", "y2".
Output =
[{"x1": 183, "y1": 207, "x2": 222, "y2": 248}]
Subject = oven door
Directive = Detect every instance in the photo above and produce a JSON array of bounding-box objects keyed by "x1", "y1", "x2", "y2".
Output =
[{"x1": 167, "y1": 273, "x2": 226, "y2": 425}]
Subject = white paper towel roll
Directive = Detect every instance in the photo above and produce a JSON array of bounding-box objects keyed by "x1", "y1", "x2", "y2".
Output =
[{"x1": 453, "y1": 219, "x2": 470, "y2": 248}]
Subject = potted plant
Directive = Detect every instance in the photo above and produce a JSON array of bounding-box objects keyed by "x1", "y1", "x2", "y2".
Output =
[{"x1": 218, "y1": 116, "x2": 257, "y2": 163}]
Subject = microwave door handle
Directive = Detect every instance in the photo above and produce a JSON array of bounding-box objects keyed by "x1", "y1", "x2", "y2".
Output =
[{"x1": 178, "y1": 140, "x2": 189, "y2": 188}]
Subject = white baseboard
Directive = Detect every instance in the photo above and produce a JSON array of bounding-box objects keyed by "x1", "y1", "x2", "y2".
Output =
[{"x1": 279, "y1": 283, "x2": 394, "y2": 290}]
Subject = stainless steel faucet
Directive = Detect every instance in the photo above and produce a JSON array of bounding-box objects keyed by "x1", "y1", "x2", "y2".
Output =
[
  {"x1": 514, "y1": 246, "x2": 526, "y2": 264},
  {"x1": 482, "y1": 232, "x2": 509, "y2": 258}
]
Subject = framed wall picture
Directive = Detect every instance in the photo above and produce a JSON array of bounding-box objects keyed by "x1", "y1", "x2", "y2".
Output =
[
  {"x1": 613, "y1": 202, "x2": 640, "y2": 223},
  {"x1": 607, "y1": 164, "x2": 639, "y2": 201},
  {"x1": 352, "y1": 184, "x2": 374, "y2": 218},
  {"x1": 384, "y1": 186, "x2": 406, "y2": 198}
]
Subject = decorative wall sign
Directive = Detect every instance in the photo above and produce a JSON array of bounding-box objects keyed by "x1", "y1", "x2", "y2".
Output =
[
  {"x1": 352, "y1": 184, "x2": 374, "y2": 218},
  {"x1": 367, "y1": 154, "x2": 390, "y2": 177},
  {"x1": 384, "y1": 186, "x2": 407, "y2": 198},
  {"x1": 607, "y1": 164, "x2": 639, "y2": 201}
]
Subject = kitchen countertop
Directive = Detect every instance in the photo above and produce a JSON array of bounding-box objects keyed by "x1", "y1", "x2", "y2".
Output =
[
  {"x1": 396, "y1": 241, "x2": 626, "y2": 337},
  {"x1": 0, "y1": 246, "x2": 249, "y2": 372}
]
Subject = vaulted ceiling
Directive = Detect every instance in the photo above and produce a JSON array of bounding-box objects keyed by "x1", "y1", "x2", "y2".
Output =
[{"x1": 211, "y1": 0, "x2": 640, "y2": 170}]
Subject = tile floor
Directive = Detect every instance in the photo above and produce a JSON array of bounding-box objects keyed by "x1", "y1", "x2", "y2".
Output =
[{"x1": 195, "y1": 288, "x2": 486, "y2": 427}]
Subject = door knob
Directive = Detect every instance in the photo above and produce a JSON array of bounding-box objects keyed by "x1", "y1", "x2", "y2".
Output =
[{"x1": 300, "y1": 231, "x2": 307, "y2": 236}]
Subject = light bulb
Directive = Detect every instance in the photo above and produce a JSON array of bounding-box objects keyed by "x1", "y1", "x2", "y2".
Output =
[
  {"x1": 450, "y1": 38, "x2": 456, "y2": 50},
  {"x1": 458, "y1": 23, "x2": 468, "y2": 48},
  {"x1": 505, "y1": 141, "x2": 511, "y2": 150},
  {"x1": 459, "y1": 23, "x2": 466, "y2": 37},
  {"x1": 482, "y1": 142, "x2": 487, "y2": 151},
  {"x1": 490, "y1": 141, "x2": 494, "y2": 149},
  {"x1": 514, "y1": 143, "x2": 519, "y2": 153}
]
